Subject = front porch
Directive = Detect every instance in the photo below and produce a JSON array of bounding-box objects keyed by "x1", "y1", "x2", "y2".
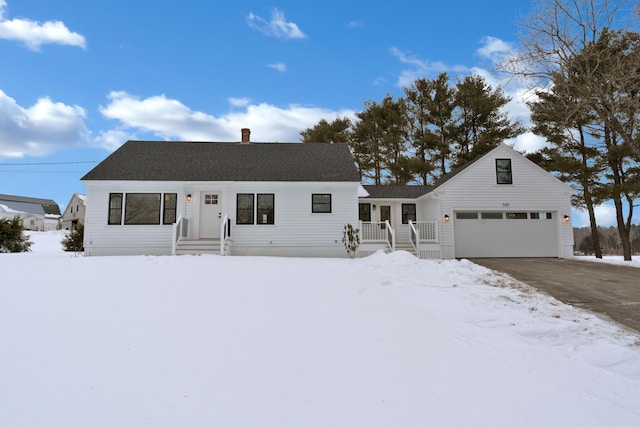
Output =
[
  {"x1": 172, "y1": 215, "x2": 232, "y2": 255},
  {"x1": 358, "y1": 221, "x2": 441, "y2": 259}
]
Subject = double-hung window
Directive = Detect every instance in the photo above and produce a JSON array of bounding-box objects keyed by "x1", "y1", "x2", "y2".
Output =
[
  {"x1": 312, "y1": 194, "x2": 332, "y2": 213},
  {"x1": 236, "y1": 194, "x2": 255, "y2": 224},
  {"x1": 108, "y1": 193, "x2": 123, "y2": 225},
  {"x1": 401, "y1": 204, "x2": 416, "y2": 224},
  {"x1": 359, "y1": 203, "x2": 371, "y2": 221},
  {"x1": 257, "y1": 194, "x2": 274, "y2": 224},
  {"x1": 163, "y1": 193, "x2": 177, "y2": 224}
]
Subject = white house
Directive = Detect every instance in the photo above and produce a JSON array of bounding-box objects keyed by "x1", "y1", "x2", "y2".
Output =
[
  {"x1": 60, "y1": 193, "x2": 86, "y2": 231},
  {"x1": 81, "y1": 132, "x2": 361, "y2": 257},
  {"x1": 358, "y1": 144, "x2": 575, "y2": 259},
  {"x1": 0, "y1": 194, "x2": 61, "y2": 231}
]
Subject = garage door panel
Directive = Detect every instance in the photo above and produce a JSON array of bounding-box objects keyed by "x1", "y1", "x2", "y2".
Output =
[{"x1": 454, "y1": 213, "x2": 558, "y2": 258}]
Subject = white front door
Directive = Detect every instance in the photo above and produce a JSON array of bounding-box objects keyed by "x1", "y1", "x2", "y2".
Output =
[{"x1": 199, "y1": 192, "x2": 222, "y2": 238}]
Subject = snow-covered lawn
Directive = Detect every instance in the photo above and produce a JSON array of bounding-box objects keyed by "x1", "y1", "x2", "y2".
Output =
[
  {"x1": 1, "y1": 232, "x2": 640, "y2": 427},
  {"x1": 575, "y1": 255, "x2": 640, "y2": 268}
]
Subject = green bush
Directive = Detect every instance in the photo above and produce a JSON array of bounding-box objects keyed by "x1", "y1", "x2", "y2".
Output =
[
  {"x1": 0, "y1": 216, "x2": 33, "y2": 253},
  {"x1": 62, "y1": 223, "x2": 84, "y2": 252}
]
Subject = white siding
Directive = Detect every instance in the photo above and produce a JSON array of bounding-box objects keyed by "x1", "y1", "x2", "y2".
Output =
[
  {"x1": 84, "y1": 181, "x2": 186, "y2": 256},
  {"x1": 84, "y1": 180, "x2": 359, "y2": 257},
  {"x1": 224, "y1": 182, "x2": 358, "y2": 257},
  {"x1": 432, "y1": 145, "x2": 574, "y2": 259}
]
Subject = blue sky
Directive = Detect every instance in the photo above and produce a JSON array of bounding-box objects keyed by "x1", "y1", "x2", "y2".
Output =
[{"x1": 0, "y1": 0, "x2": 633, "y2": 227}]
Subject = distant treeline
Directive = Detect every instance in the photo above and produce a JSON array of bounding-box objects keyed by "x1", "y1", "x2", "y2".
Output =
[{"x1": 574, "y1": 225, "x2": 640, "y2": 256}]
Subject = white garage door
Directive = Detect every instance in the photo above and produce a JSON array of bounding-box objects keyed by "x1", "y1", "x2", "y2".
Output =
[{"x1": 454, "y1": 211, "x2": 559, "y2": 258}]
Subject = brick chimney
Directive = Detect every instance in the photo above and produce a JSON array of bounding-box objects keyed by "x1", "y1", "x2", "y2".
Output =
[{"x1": 241, "y1": 128, "x2": 251, "y2": 144}]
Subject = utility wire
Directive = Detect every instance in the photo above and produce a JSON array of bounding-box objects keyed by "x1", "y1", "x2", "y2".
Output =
[{"x1": 0, "y1": 161, "x2": 97, "y2": 166}]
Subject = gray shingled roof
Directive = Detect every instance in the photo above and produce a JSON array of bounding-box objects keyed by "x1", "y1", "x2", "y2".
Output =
[
  {"x1": 82, "y1": 141, "x2": 361, "y2": 182},
  {"x1": 0, "y1": 194, "x2": 61, "y2": 215},
  {"x1": 361, "y1": 185, "x2": 431, "y2": 199}
]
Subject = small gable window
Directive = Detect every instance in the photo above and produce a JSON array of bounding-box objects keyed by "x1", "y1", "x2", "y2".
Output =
[{"x1": 496, "y1": 159, "x2": 512, "y2": 184}]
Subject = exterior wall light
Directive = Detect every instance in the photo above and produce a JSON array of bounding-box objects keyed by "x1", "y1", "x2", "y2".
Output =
[
  {"x1": 563, "y1": 214, "x2": 570, "y2": 222},
  {"x1": 186, "y1": 194, "x2": 192, "y2": 202},
  {"x1": 372, "y1": 204, "x2": 376, "y2": 211},
  {"x1": 444, "y1": 214, "x2": 450, "y2": 222}
]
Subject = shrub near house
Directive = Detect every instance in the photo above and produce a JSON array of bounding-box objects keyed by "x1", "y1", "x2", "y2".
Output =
[{"x1": 0, "y1": 216, "x2": 32, "y2": 253}]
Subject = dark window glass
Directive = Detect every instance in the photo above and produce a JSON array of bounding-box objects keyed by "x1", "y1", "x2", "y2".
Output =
[
  {"x1": 312, "y1": 194, "x2": 332, "y2": 213},
  {"x1": 236, "y1": 194, "x2": 254, "y2": 224},
  {"x1": 359, "y1": 203, "x2": 371, "y2": 222},
  {"x1": 456, "y1": 212, "x2": 478, "y2": 219},
  {"x1": 163, "y1": 193, "x2": 177, "y2": 225},
  {"x1": 496, "y1": 159, "x2": 513, "y2": 184},
  {"x1": 257, "y1": 194, "x2": 274, "y2": 224},
  {"x1": 124, "y1": 193, "x2": 161, "y2": 225},
  {"x1": 108, "y1": 193, "x2": 123, "y2": 225},
  {"x1": 506, "y1": 212, "x2": 528, "y2": 219},
  {"x1": 481, "y1": 212, "x2": 503, "y2": 219},
  {"x1": 401, "y1": 204, "x2": 416, "y2": 224}
]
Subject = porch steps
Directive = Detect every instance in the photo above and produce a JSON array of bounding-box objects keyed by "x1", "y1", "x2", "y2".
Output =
[
  {"x1": 175, "y1": 239, "x2": 220, "y2": 255},
  {"x1": 394, "y1": 243, "x2": 418, "y2": 257}
]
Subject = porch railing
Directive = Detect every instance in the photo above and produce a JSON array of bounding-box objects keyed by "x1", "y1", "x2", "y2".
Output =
[
  {"x1": 385, "y1": 220, "x2": 395, "y2": 251},
  {"x1": 220, "y1": 214, "x2": 231, "y2": 255},
  {"x1": 172, "y1": 215, "x2": 189, "y2": 255},
  {"x1": 360, "y1": 220, "x2": 395, "y2": 252},
  {"x1": 409, "y1": 220, "x2": 419, "y2": 253},
  {"x1": 415, "y1": 221, "x2": 438, "y2": 242}
]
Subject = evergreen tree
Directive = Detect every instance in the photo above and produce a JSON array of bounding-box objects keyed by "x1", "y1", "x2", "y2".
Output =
[
  {"x1": 452, "y1": 75, "x2": 524, "y2": 168},
  {"x1": 61, "y1": 223, "x2": 84, "y2": 252},
  {"x1": 300, "y1": 117, "x2": 352, "y2": 144},
  {"x1": 0, "y1": 216, "x2": 32, "y2": 253},
  {"x1": 403, "y1": 73, "x2": 456, "y2": 183},
  {"x1": 529, "y1": 89, "x2": 605, "y2": 258}
]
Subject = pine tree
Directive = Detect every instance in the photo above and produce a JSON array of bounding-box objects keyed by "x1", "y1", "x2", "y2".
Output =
[{"x1": 0, "y1": 216, "x2": 32, "y2": 253}]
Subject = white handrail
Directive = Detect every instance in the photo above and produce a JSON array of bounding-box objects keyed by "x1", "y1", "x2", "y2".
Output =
[
  {"x1": 409, "y1": 220, "x2": 419, "y2": 253},
  {"x1": 385, "y1": 220, "x2": 395, "y2": 251},
  {"x1": 172, "y1": 215, "x2": 183, "y2": 255},
  {"x1": 220, "y1": 214, "x2": 230, "y2": 255}
]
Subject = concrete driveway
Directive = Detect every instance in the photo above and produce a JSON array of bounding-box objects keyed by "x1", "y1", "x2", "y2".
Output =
[{"x1": 469, "y1": 258, "x2": 640, "y2": 333}]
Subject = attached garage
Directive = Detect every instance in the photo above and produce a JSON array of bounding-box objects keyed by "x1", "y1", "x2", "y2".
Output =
[{"x1": 453, "y1": 211, "x2": 560, "y2": 258}]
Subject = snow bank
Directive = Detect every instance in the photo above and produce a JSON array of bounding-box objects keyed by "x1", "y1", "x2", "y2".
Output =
[{"x1": 1, "y1": 232, "x2": 639, "y2": 426}]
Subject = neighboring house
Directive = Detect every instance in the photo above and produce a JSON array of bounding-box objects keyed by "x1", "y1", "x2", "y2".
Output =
[
  {"x1": 0, "y1": 194, "x2": 61, "y2": 231},
  {"x1": 358, "y1": 143, "x2": 575, "y2": 259},
  {"x1": 60, "y1": 193, "x2": 86, "y2": 231},
  {"x1": 81, "y1": 132, "x2": 361, "y2": 257}
]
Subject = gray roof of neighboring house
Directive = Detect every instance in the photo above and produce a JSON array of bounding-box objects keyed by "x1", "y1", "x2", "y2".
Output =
[
  {"x1": 0, "y1": 194, "x2": 61, "y2": 215},
  {"x1": 361, "y1": 185, "x2": 431, "y2": 199},
  {"x1": 82, "y1": 141, "x2": 361, "y2": 182}
]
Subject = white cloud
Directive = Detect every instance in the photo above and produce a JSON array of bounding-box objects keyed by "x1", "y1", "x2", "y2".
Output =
[
  {"x1": 0, "y1": 0, "x2": 86, "y2": 50},
  {"x1": 0, "y1": 89, "x2": 89, "y2": 158},
  {"x1": 98, "y1": 91, "x2": 356, "y2": 148},
  {"x1": 247, "y1": 9, "x2": 306, "y2": 39},
  {"x1": 389, "y1": 47, "x2": 468, "y2": 87},
  {"x1": 347, "y1": 21, "x2": 363, "y2": 29},
  {"x1": 93, "y1": 129, "x2": 138, "y2": 152},
  {"x1": 267, "y1": 62, "x2": 287, "y2": 72},
  {"x1": 228, "y1": 97, "x2": 251, "y2": 108},
  {"x1": 477, "y1": 36, "x2": 514, "y2": 63}
]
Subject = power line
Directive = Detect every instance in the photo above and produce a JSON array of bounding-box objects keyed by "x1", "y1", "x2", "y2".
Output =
[{"x1": 0, "y1": 160, "x2": 97, "y2": 166}]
